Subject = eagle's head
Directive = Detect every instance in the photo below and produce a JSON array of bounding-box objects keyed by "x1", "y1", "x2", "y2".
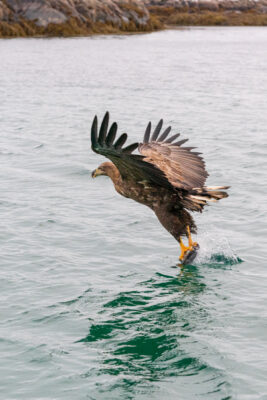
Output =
[{"x1": 91, "y1": 161, "x2": 117, "y2": 179}]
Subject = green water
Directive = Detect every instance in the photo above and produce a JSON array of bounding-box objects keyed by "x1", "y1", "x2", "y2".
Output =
[{"x1": 0, "y1": 27, "x2": 266, "y2": 399}]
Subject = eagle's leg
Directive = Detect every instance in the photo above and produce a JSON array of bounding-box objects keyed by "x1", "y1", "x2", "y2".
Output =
[
  {"x1": 179, "y1": 226, "x2": 198, "y2": 262},
  {"x1": 179, "y1": 237, "x2": 191, "y2": 261},
  {"x1": 186, "y1": 225, "x2": 198, "y2": 249}
]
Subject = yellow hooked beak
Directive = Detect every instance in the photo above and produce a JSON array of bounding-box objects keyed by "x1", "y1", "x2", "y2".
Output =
[{"x1": 91, "y1": 168, "x2": 102, "y2": 178}]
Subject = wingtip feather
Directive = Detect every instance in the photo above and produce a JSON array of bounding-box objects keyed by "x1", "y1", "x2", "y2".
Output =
[
  {"x1": 165, "y1": 133, "x2": 181, "y2": 143},
  {"x1": 158, "y1": 126, "x2": 171, "y2": 142},
  {"x1": 98, "y1": 111, "x2": 109, "y2": 145},
  {"x1": 144, "y1": 122, "x2": 151, "y2": 143},
  {"x1": 122, "y1": 143, "x2": 139, "y2": 154},
  {"x1": 106, "y1": 122, "x2": 118, "y2": 146},
  {"x1": 114, "y1": 133, "x2": 128, "y2": 149},
  {"x1": 151, "y1": 119, "x2": 163, "y2": 141},
  {"x1": 91, "y1": 115, "x2": 98, "y2": 148},
  {"x1": 173, "y1": 138, "x2": 188, "y2": 146}
]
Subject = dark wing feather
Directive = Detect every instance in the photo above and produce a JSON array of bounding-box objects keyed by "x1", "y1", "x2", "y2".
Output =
[
  {"x1": 138, "y1": 120, "x2": 208, "y2": 190},
  {"x1": 98, "y1": 112, "x2": 109, "y2": 145},
  {"x1": 158, "y1": 126, "x2": 171, "y2": 142},
  {"x1": 123, "y1": 143, "x2": 139, "y2": 154},
  {"x1": 114, "y1": 133, "x2": 127, "y2": 149},
  {"x1": 106, "y1": 122, "x2": 117, "y2": 146},
  {"x1": 91, "y1": 112, "x2": 172, "y2": 189},
  {"x1": 143, "y1": 122, "x2": 151, "y2": 143},
  {"x1": 165, "y1": 133, "x2": 181, "y2": 143},
  {"x1": 91, "y1": 116, "x2": 98, "y2": 148},
  {"x1": 151, "y1": 119, "x2": 163, "y2": 141}
]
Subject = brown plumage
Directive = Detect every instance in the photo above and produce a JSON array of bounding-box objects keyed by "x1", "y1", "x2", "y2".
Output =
[{"x1": 91, "y1": 112, "x2": 229, "y2": 261}]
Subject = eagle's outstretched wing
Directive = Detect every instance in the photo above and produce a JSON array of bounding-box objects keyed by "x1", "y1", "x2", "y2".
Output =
[
  {"x1": 139, "y1": 120, "x2": 209, "y2": 190},
  {"x1": 91, "y1": 113, "x2": 228, "y2": 213},
  {"x1": 91, "y1": 112, "x2": 172, "y2": 190}
]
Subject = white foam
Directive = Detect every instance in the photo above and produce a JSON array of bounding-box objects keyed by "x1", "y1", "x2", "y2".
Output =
[{"x1": 194, "y1": 227, "x2": 240, "y2": 265}]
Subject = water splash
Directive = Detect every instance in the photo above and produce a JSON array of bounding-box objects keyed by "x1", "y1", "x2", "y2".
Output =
[{"x1": 194, "y1": 229, "x2": 243, "y2": 267}]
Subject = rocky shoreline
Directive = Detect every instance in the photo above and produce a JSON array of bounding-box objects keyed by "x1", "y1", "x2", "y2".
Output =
[
  {"x1": 0, "y1": 0, "x2": 266, "y2": 38},
  {"x1": 148, "y1": 0, "x2": 267, "y2": 26}
]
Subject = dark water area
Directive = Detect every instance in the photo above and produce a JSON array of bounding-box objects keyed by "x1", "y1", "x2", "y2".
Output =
[{"x1": 0, "y1": 27, "x2": 266, "y2": 399}]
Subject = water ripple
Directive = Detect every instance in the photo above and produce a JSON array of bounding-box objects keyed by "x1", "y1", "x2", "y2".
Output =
[{"x1": 1, "y1": 28, "x2": 267, "y2": 400}]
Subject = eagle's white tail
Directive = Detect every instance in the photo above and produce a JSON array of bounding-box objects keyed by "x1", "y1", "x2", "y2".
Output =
[
  {"x1": 184, "y1": 186, "x2": 230, "y2": 211},
  {"x1": 191, "y1": 186, "x2": 229, "y2": 201}
]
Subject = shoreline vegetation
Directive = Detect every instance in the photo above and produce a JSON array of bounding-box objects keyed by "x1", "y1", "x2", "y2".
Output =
[
  {"x1": 150, "y1": 6, "x2": 267, "y2": 27},
  {"x1": 1, "y1": 0, "x2": 267, "y2": 38}
]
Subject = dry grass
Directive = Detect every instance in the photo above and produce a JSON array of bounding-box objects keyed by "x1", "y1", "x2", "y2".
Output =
[
  {"x1": 167, "y1": 11, "x2": 267, "y2": 26},
  {"x1": 0, "y1": 14, "x2": 162, "y2": 38},
  {"x1": 0, "y1": 21, "x2": 26, "y2": 37},
  {"x1": 1, "y1": 4, "x2": 266, "y2": 38},
  {"x1": 149, "y1": 6, "x2": 267, "y2": 26}
]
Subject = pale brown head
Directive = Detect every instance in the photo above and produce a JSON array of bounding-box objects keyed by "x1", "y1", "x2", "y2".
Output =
[{"x1": 91, "y1": 161, "x2": 120, "y2": 182}]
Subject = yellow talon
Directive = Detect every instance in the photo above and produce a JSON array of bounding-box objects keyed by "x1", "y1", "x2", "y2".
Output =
[
  {"x1": 179, "y1": 237, "x2": 190, "y2": 261},
  {"x1": 179, "y1": 226, "x2": 198, "y2": 261}
]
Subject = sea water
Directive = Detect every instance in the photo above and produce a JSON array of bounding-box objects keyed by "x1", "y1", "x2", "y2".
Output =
[{"x1": 0, "y1": 27, "x2": 267, "y2": 399}]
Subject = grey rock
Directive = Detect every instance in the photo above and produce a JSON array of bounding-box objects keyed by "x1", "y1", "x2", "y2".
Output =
[
  {"x1": 0, "y1": 0, "x2": 12, "y2": 20},
  {"x1": 1, "y1": 0, "x2": 266, "y2": 34},
  {"x1": 1, "y1": 0, "x2": 150, "y2": 27}
]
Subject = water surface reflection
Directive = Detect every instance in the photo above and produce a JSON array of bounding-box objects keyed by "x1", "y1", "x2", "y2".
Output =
[{"x1": 79, "y1": 267, "x2": 230, "y2": 398}]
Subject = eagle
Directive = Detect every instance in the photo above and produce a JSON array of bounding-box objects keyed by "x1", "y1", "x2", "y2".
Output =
[{"x1": 91, "y1": 112, "x2": 229, "y2": 264}]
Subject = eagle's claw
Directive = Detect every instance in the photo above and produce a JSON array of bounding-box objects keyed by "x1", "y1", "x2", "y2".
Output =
[
  {"x1": 179, "y1": 226, "x2": 199, "y2": 265},
  {"x1": 179, "y1": 243, "x2": 199, "y2": 265}
]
